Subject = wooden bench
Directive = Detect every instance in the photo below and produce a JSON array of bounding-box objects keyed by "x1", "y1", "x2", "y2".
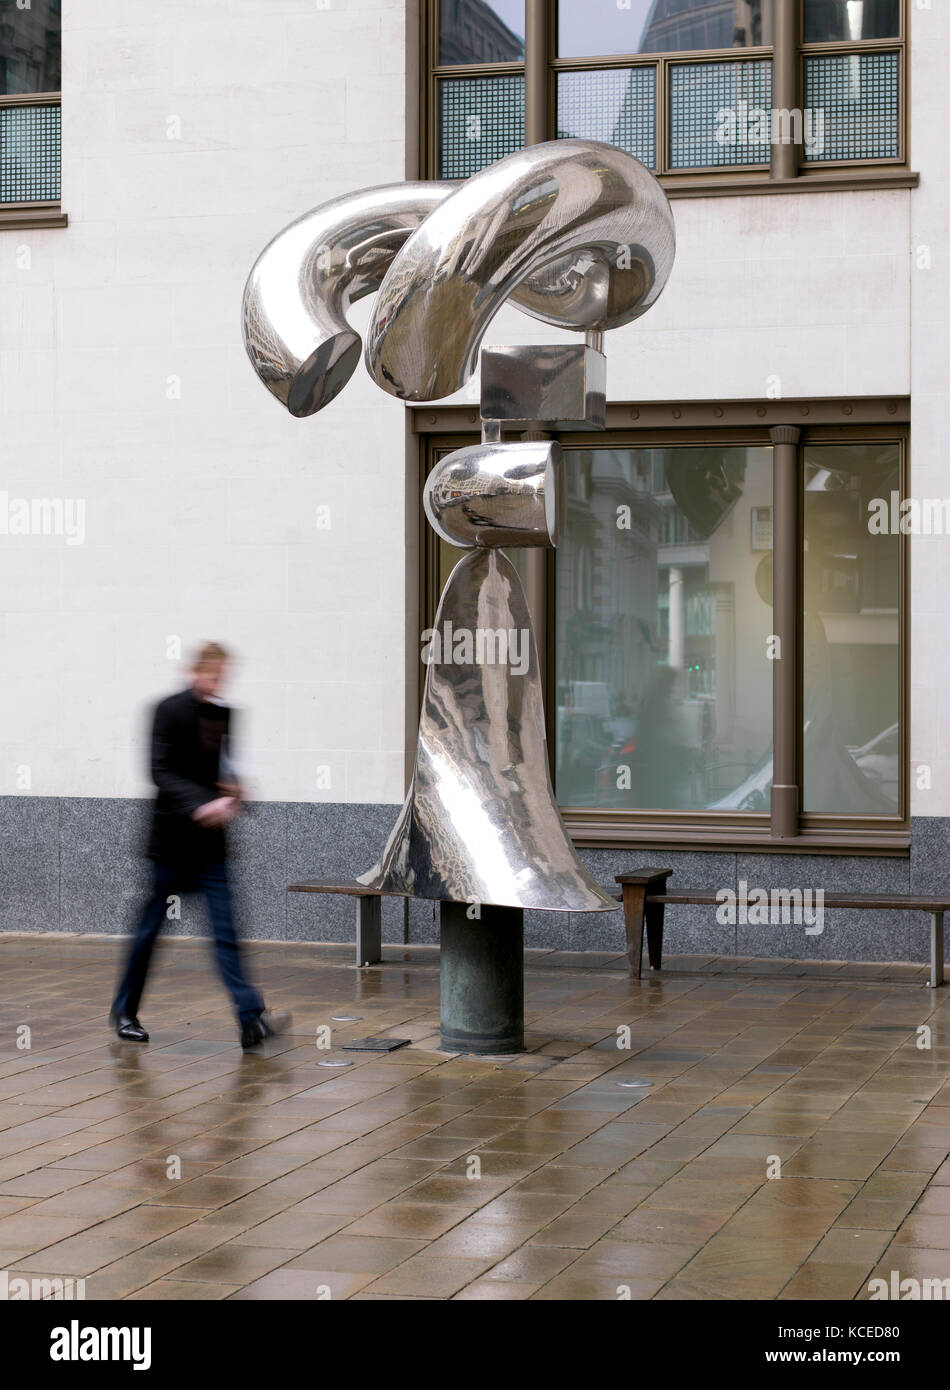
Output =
[
  {"x1": 287, "y1": 880, "x2": 397, "y2": 967},
  {"x1": 615, "y1": 867, "x2": 950, "y2": 989}
]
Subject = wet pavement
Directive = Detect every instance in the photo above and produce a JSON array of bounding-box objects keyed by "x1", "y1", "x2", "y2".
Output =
[{"x1": 0, "y1": 933, "x2": 948, "y2": 1300}]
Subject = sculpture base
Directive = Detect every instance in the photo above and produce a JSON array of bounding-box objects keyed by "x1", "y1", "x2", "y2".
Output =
[{"x1": 440, "y1": 902, "x2": 524, "y2": 1054}]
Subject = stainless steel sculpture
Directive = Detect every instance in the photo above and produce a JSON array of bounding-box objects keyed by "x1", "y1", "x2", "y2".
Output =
[
  {"x1": 423, "y1": 439, "x2": 562, "y2": 551},
  {"x1": 360, "y1": 545, "x2": 609, "y2": 911},
  {"x1": 243, "y1": 141, "x2": 674, "y2": 415},
  {"x1": 366, "y1": 140, "x2": 675, "y2": 402},
  {"x1": 242, "y1": 139, "x2": 675, "y2": 920},
  {"x1": 242, "y1": 182, "x2": 450, "y2": 417}
]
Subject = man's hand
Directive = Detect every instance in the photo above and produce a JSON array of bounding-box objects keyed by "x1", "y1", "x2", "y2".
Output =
[
  {"x1": 217, "y1": 781, "x2": 246, "y2": 802},
  {"x1": 192, "y1": 796, "x2": 241, "y2": 829}
]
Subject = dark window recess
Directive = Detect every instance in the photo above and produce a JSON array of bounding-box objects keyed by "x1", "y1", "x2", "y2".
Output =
[{"x1": 0, "y1": 0, "x2": 61, "y2": 96}]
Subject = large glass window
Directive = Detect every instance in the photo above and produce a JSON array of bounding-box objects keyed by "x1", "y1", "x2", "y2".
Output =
[
  {"x1": 556, "y1": 0, "x2": 775, "y2": 175},
  {"x1": 801, "y1": 0, "x2": 903, "y2": 164},
  {"x1": 422, "y1": 426, "x2": 906, "y2": 835},
  {"x1": 426, "y1": 0, "x2": 907, "y2": 181},
  {"x1": 0, "y1": 0, "x2": 61, "y2": 207},
  {"x1": 802, "y1": 443, "x2": 900, "y2": 814},
  {"x1": 554, "y1": 446, "x2": 774, "y2": 810},
  {"x1": 432, "y1": 1, "x2": 525, "y2": 179}
]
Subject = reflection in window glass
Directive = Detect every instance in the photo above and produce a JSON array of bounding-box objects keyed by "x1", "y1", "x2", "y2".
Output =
[
  {"x1": 438, "y1": 73, "x2": 525, "y2": 178},
  {"x1": 555, "y1": 447, "x2": 773, "y2": 811},
  {"x1": 803, "y1": 444, "x2": 900, "y2": 815},
  {"x1": 439, "y1": 0, "x2": 525, "y2": 65},
  {"x1": 802, "y1": 52, "x2": 899, "y2": 162},
  {"x1": 0, "y1": 0, "x2": 60, "y2": 95},
  {"x1": 557, "y1": 0, "x2": 770, "y2": 58},
  {"x1": 557, "y1": 67, "x2": 657, "y2": 170},
  {"x1": 803, "y1": 0, "x2": 900, "y2": 43},
  {"x1": 670, "y1": 58, "x2": 772, "y2": 167}
]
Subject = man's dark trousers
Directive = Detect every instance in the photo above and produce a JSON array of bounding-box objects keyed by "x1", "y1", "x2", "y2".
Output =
[{"x1": 113, "y1": 861, "x2": 264, "y2": 1025}]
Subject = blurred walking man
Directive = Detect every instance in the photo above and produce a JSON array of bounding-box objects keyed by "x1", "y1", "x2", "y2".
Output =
[{"x1": 110, "y1": 642, "x2": 286, "y2": 1049}]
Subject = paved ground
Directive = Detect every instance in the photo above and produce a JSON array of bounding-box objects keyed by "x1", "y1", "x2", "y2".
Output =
[{"x1": 1, "y1": 933, "x2": 949, "y2": 1300}]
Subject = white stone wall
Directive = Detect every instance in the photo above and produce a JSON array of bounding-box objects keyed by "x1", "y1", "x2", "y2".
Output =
[
  {"x1": 0, "y1": 0, "x2": 412, "y2": 804},
  {"x1": 0, "y1": 0, "x2": 935, "y2": 815},
  {"x1": 462, "y1": 186, "x2": 910, "y2": 404},
  {"x1": 909, "y1": 0, "x2": 950, "y2": 816}
]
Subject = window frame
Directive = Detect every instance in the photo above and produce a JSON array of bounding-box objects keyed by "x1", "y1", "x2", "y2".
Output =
[
  {"x1": 798, "y1": 2, "x2": 906, "y2": 170},
  {"x1": 0, "y1": 0, "x2": 65, "y2": 229},
  {"x1": 421, "y1": 0, "x2": 914, "y2": 193},
  {"x1": 416, "y1": 404, "x2": 910, "y2": 855},
  {"x1": 552, "y1": 43, "x2": 776, "y2": 177}
]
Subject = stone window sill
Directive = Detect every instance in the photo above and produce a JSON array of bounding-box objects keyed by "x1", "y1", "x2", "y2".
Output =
[
  {"x1": 662, "y1": 170, "x2": 919, "y2": 199},
  {"x1": 0, "y1": 204, "x2": 68, "y2": 230},
  {"x1": 565, "y1": 818, "x2": 910, "y2": 856}
]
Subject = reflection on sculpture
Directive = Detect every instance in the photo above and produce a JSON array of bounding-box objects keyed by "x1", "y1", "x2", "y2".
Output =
[{"x1": 242, "y1": 139, "x2": 676, "y2": 914}]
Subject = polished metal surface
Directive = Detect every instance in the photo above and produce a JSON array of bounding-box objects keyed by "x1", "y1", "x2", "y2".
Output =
[
  {"x1": 242, "y1": 182, "x2": 451, "y2": 418},
  {"x1": 424, "y1": 439, "x2": 562, "y2": 550},
  {"x1": 243, "y1": 142, "x2": 674, "y2": 416},
  {"x1": 365, "y1": 139, "x2": 675, "y2": 402},
  {"x1": 480, "y1": 343, "x2": 606, "y2": 430},
  {"x1": 358, "y1": 547, "x2": 617, "y2": 912},
  {"x1": 241, "y1": 139, "x2": 674, "y2": 918}
]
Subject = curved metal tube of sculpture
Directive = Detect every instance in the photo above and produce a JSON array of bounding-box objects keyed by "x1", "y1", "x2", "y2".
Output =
[
  {"x1": 242, "y1": 142, "x2": 674, "y2": 418},
  {"x1": 424, "y1": 440, "x2": 563, "y2": 550},
  {"x1": 365, "y1": 139, "x2": 675, "y2": 402},
  {"x1": 240, "y1": 140, "x2": 674, "y2": 915},
  {"x1": 242, "y1": 181, "x2": 451, "y2": 418},
  {"x1": 358, "y1": 545, "x2": 617, "y2": 912}
]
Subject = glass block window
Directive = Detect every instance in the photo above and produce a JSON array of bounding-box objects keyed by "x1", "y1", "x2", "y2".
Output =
[
  {"x1": 438, "y1": 73, "x2": 525, "y2": 179},
  {"x1": 557, "y1": 67, "x2": 657, "y2": 171},
  {"x1": 669, "y1": 59, "x2": 772, "y2": 169},
  {"x1": 802, "y1": 51, "x2": 899, "y2": 162},
  {"x1": 0, "y1": 102, "x2": 60, "y2": 202}
]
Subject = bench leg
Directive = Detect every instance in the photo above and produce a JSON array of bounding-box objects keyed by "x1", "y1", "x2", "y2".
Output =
[
  {"x1": 356, "y1": 896, "x2": 382, "y2": 967},
  {"x1": 620, "y1": 884, "x2": 646, "y2": 980},
  {"x1": 930, "y1": 911, "x2": 944, "y2": 989},
  {"x1": 645, "y1": 901, "x2": 664, "y2": 971}
]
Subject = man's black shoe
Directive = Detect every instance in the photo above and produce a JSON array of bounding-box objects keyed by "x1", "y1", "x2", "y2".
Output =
[
  {"x1": 110, "y1": 1012, "x2": 149, "y2": 1042},
  {"x1": 240, "y1": 1009, "x2": 291, "y2": 1050}
]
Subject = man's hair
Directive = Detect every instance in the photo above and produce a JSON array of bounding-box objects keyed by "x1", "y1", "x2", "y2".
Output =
[{"x1": 192, "y1": 640, "x2": 230, "y2": 670}]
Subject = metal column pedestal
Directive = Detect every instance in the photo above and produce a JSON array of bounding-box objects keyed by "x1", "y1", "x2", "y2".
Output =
[{"x1": 440, "y1": 901, "x2": 524, "y2": 1054}]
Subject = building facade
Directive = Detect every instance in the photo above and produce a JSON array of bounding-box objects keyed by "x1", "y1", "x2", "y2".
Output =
[{"x1": 0, "y1": 0, "x2": 945, "y2": 964}]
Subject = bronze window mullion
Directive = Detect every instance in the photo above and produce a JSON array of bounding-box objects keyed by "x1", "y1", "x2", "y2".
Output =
[
  {"x1": 522, "y1": 0, "x2": 553, "y2": 721},
  {"x1": 431, "y1": 61, "x2": 525, "y2": 76},
  {"x1": 551, "y1": 47, "x2": 772, "y2": 72},
  {"x1": 0, "y1": 91, "x2": 62, "y2": 107},
  {"x1": 770, "y1": 424, "x2": 803, "y2": 837},
  {"x1": 525, "y1": 0, "x2": 550, "y2": 143},
  {"x1": 772, "y1": 0, "x2": 801, "y2": 178},
  {"x1": 800, "y1": 38, "x2": 904, "y2": 53},
  {"x1": 656, "y1": 56, "x2": 667, "y2": 175}
]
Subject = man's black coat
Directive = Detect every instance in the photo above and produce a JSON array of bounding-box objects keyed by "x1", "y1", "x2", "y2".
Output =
[{"x1": 146, "y1": 688, "x2": 232, "y2": 868}]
